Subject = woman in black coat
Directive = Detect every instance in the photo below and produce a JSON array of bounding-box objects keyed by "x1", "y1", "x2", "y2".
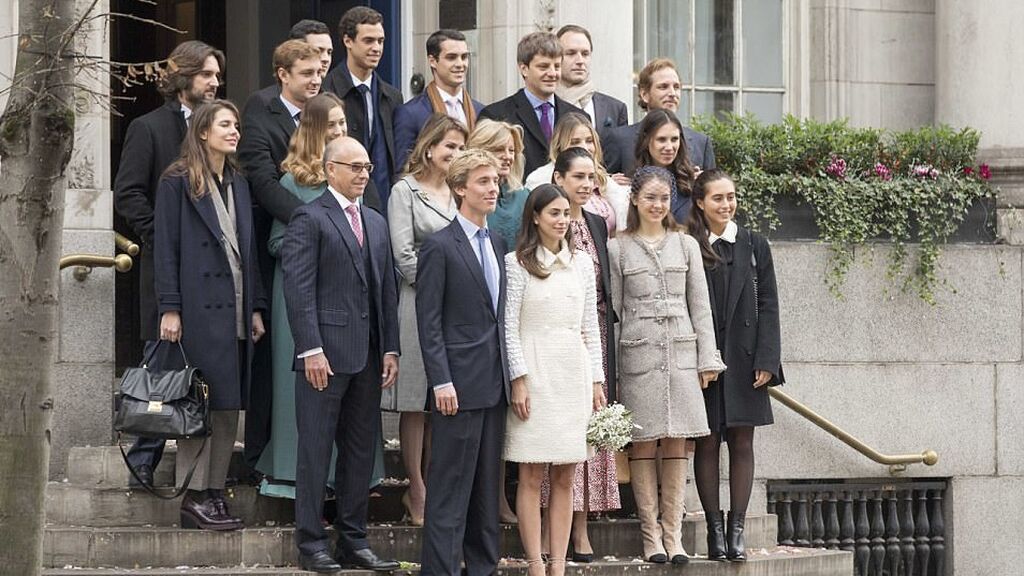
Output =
[
  {"x1": 686, "y1": 169, "x2": 784, "y2": 562},
  {"x1": 154, "y1": 99, "x2": 266, "y2": 531}
]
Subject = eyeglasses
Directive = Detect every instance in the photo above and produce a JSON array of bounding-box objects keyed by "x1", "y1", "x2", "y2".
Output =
[{"x1": 328, "y1": 160, "x2": 375, "y2": 174}]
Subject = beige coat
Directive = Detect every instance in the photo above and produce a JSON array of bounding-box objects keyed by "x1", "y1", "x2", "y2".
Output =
[{"x1": 608, "y1": 231, "x2": 725, "y2": 440}]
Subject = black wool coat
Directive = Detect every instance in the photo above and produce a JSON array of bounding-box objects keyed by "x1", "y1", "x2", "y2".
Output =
[
  {"x1": 153, "y1": 172, "x2": 267, "y2": 410},
  {"x1": 702, "y1": 227, "x2": 784, "y2": 430}
]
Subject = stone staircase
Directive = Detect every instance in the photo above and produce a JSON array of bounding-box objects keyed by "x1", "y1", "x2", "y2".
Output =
[{"x1": 43, "y1": 445, "x2": 852, "y2": 575}]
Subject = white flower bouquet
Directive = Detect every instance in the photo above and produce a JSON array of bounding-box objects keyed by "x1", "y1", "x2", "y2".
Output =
[{"x1": 586, "y1": 403, "x2": 640, "y2": 451}]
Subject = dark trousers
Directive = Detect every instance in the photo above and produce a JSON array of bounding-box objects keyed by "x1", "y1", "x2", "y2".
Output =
[
  {"x1": 125, "y1": 339, "x2": 184, "y2": 470},
  {"x1": 244, "y1": 207, "x2": 275, "y2": 468},
  {"x1": 294, "y1": 351, "x2": 383, "y2": 556},
  {"x1": 421, "y1": 402, "x2": 506, "y2": 576}
]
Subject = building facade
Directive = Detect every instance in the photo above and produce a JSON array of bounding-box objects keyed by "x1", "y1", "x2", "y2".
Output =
[{"x1": 2, "y1": 1, "x2": 1022, "y2": 574}]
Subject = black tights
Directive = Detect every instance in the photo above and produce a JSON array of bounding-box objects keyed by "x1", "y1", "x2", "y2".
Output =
[{"x1": 693, "y1": 426, "x2": 755, "y2": 514}]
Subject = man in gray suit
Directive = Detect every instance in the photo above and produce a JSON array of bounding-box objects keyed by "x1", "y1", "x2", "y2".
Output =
[
  {"x1": 603, "y1": 58, "x2": 717, "y2": 183},
  {"x1": 281, "y1": 137, "x2": 400, "y2": 574},
  {"x1": 555, "y1": 24, "x2": 629, "y2": 147}
]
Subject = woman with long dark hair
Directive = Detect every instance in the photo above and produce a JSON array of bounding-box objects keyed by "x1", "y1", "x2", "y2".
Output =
[
  {"x1": 548, "y1": 147, "x2": 619, "y2": 561},
  {"x1": 504, "y1": 184, "x2": 606, "y2": 576},
  {"x1": 632, "y1": 109, "x2": 697, "y2": 224},
  {"x1": 608, "y1": 166, "x2": 723, "y2": 564},
  {"x1": 155, "y1": 100, "x2": 266, "y2": 530},
  {"x1": 686, "y1": 169, "x2": 783, "y2": 562}
]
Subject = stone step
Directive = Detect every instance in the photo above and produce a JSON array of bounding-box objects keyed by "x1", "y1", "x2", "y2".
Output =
[
  {"x1": 43, "y1": 548, "x2": 852, "y2": 576},
  {"x1": 44, "y1": 517, "x2": 777, "y2": 568}
]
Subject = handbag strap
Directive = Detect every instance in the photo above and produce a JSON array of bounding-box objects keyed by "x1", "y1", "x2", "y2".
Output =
[
  {"x1": 142, "y1": 340, "x2": 191, "y2": 369},
  {"x1": 118, "y1": 432, "x2": 207, "y2": 500}
]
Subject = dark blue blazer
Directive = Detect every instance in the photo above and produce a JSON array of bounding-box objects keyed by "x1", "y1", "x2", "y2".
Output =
[
  {"x1": 280, "y1": 191, "x2": 400, "y2": 375},
  {"x1": 393, "y1": 92, "x2": 485, "y2": 172},
  {"x1": 415, "y1": 220, "x2": 511, "y2": 411},
  {"x1": 603, "y1": 121, "x2": 717, "y2": 175},
  {"x1": 153, "y1": 171, "x2": 266, "y2": 410}
]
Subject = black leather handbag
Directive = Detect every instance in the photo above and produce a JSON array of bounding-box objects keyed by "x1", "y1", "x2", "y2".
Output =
[{"x1": 114, "y1": 340, "x2": 211, "y2": 498}]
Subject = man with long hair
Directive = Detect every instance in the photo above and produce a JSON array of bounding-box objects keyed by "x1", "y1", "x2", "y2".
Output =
[{"x1": 112, "y1": 39, "x2": 225, "y2": 487}]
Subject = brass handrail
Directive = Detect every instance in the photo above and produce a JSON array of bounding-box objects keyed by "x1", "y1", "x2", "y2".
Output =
[
  {"x1": 768, "y1": 387, "x2": 938, "y2": 474},
  {"x1": 60, "y1": 253, "x2": 133, "y2": 280},
  {"x1": 114, "y1": 232, "x2": 140, "y2": 256}
]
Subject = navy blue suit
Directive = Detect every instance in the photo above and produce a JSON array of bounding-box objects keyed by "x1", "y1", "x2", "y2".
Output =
[
  {"x1": 281, "y1": 190, "x2": 399, "y2": 557},
  {"x1": 393, "y1": 93, "x2": 484, "y2": 172},
  {"x1": 416, "y1": 220, "x2": 510, "y2": 576}
]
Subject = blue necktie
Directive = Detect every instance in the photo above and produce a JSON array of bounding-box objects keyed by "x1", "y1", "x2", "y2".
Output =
[{"x1": 476, "y1": 228, "x2": 498, "y2": 314}]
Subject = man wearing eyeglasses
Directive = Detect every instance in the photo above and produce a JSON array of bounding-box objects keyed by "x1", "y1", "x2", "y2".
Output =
[{"x1": 281, "y1": 137, "x2": 401, "y2": 573}]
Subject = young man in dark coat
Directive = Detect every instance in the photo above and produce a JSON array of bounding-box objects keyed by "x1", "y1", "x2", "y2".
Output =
[
  {"x1": 322, "y1": 6, "x2": 403, "y2": 216},
  {"x1": 112, "y1": 39, "x2": 224, "y2": 487},
  {"x1": 479, "y1": 31, "x2": 584, "y2": 178},
  {"x1": 393, "y1": 29, "x2": 484, "y2": 171},
  {"x1": 555, "y1": 24, "x2": 629, "y2": 148}
]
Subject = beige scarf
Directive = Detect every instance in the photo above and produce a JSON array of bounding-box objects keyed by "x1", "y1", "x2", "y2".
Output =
[
  {"x1": 209, "y1": 178, "x2": 245, "y2": 339},
  {"x1": 557, "y1": 78, "x2": 597, "y2": 111},
  {"x1": 426, "y1": 82, "x2": 477, "y2": 131}
]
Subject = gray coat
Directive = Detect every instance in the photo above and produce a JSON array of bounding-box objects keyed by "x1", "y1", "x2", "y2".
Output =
[{"x1": 609, "y1": 232, "x2": 725, "y2": 440}]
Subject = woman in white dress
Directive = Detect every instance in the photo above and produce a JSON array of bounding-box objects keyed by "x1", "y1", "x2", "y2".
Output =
[{"x1": 504, "y1": 184, "x2": 606, "y2": 576}]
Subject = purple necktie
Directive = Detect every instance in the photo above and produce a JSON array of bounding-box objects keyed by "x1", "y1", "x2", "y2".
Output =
[{"x1": 539, "y1": 102, "x2": 553, "y2": 141}]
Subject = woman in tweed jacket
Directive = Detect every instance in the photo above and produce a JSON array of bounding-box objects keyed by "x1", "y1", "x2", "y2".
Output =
[{"x1": 608, "y1": 166, "x2": 725, "y2": 565}]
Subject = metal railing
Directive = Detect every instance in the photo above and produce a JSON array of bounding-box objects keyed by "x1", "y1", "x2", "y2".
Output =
[
  {"x1": 60, "y1": 232, "x2": 137, "y2": 281},
  {"x1": 768, "y1": 387, "x2": 938, "y2": 474}
]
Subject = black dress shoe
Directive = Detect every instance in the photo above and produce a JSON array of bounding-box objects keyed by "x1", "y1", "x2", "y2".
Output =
[
  {"x1": 338, "y1": 547, "x2": 400, "y2": 571},
  {"x1": 128, "y1": 464, "x2": 154, "y2": 488},
  {"x1": 570, "y1": 548, "x2": 594, "y2": 563},
  {"x1": 179, "y1": 493, "x2": 240, "y2": 531},
  {"x1": 298, "y1": 550, "x2": 342, "y2": 573},
  {"x1": 211, "y1": 494, "x2": 243, "y2": 529}
]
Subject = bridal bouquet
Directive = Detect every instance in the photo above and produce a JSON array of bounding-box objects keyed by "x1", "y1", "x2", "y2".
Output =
[{"x1": 586, "y1": 403, "x2": 639, "y2": 451}]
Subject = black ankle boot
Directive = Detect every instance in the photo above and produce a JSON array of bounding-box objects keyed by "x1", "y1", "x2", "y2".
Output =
[
  {"x1": 726, "y1": 511, "x2": 747, "y2": 561},
  {"x1": 706, "y1": 510, "x2": 727, "y2": 561}
]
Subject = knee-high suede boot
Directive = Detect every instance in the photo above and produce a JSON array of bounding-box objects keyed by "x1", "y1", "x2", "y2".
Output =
[
  {"x1": 628, "y1": 458, "x2": 667, "y2": 563},
  {"x1": 659, "y1": 457, "x2": 690, "y2": 565}
]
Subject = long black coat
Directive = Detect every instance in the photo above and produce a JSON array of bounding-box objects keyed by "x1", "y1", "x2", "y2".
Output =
[
  {"x1": 113, "y1": 100, "x2": 188, "y2": 340},
  {"x1": 583, "y1": 210, "x2": 618, "y2": 403},
  {"x1": 153, "y1": 172, "x2": 267, "y2": 410},
  {"x1": 703, "y1": 227, "x2": 784, "y2": 430}
]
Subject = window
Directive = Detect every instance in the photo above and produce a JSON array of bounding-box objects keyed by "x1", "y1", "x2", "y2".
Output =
[{"x1": 634, "y1": 0, "x2": 787, "y2": 123}]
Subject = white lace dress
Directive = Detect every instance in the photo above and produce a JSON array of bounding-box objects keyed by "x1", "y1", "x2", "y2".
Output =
[{"x1": 503, "y1": 243, "x2": 605, "y2": 464}]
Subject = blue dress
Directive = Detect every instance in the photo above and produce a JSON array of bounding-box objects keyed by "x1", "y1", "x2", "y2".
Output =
[{"x1": 487, "y1": 182, "x2": 529, "y2": 253}]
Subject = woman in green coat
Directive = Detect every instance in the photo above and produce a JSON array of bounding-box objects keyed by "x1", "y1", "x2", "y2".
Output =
[{"x1": 256, "y1": 92, "x2": 386, "y2": 498}]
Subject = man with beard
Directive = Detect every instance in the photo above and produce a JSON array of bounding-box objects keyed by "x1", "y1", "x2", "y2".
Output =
[
  {"x1": 393, "y1": 29, "x2": 483, "y2": 170},
  {"x1": 555, "y1": 24, "x2": 628, "y2": 148},
  {"x1": 602, "y1": 58, "x2": 717, "y2": 182},
  {"x1": 322, "y1": 6, "x2": 403, "y2": 216},
  {"x1": 113, "y1": 40, "x2": 225, "y2": 487}
]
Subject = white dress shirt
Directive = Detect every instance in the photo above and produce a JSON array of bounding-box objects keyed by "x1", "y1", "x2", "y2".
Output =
[
  {"x1": 438, "y1": 86, "x2": 467, "y2": 124},
  {"x1": 279, "y1": 95, "x2": 302, "y2": 126},
  {"x1": 709, "y1": 220, "x2": 738, "y2": 245}
]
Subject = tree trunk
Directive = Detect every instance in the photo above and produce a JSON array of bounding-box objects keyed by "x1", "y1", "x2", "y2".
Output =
[{"x1": 0, "y1": 1, "x2": 78, "y2": 573}]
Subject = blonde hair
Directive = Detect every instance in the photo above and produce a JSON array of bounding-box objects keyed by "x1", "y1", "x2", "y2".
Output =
[
  {"x1": 466, "y1": 119, "x2": 525, "y2": 189},
  {"x1": 281, "y1": 93, "x2": 345, "y2": 187},
  {"x1": 548, "y1": 111, "x2": 609, "y2": 190},
  {"x1": 446, "y1": 148, "x2": 500, "y2": 207},
  {"x1": 402, "y1": 114, "x2": 469, "y2": 179}
]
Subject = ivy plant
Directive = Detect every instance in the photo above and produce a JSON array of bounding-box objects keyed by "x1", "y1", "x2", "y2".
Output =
[{"x1": 691, "y1": 114, "x2": 995, "y2": 303}]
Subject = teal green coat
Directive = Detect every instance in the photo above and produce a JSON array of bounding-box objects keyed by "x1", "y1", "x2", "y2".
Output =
[{"x1": 487, "y1": 183, "x2": 529, "y2": 253}]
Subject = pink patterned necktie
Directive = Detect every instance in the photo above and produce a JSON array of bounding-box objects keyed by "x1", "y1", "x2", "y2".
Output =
[{"x1": 345, "y1": 204, "x2": 363, "y2": 247}]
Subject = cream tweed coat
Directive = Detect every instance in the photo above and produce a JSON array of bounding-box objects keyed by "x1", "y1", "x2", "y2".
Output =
[
  {"x1": 503, "y1": 244, "x2": 605, "y2": 464},
  {"x1": 609, "y1": 231, "x2": 725, "y2": 440}
]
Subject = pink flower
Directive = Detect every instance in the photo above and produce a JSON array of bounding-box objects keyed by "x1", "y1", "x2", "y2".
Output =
[
  {"x1": 980, "y1": 164, "x2": 992, "y2": 180},
  {"x1": 912, "y1": 164, "x2": 939, "y2": 179},
  {"x1": 873, "y1": 163, "x2": 893, "y2": 181},
  {"x1": 962, "y1": 166, "x2": 975, "y2": 177},
  {"x1": 826, "y1": 156, "x2": 847, "y2": 180}
]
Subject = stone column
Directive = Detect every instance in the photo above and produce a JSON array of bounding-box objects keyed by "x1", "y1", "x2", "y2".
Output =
[
  {"x1": 51, "y1": 0, "x2": 115, "y2": 479},
  {"x1": 935, "y1": 0, "x2": 1024, "y2": 244}
]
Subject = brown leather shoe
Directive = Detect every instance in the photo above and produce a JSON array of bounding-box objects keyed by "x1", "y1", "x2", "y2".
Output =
[{"x1": 180, "y1": 493, "x2": 241, "y2": 531}]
